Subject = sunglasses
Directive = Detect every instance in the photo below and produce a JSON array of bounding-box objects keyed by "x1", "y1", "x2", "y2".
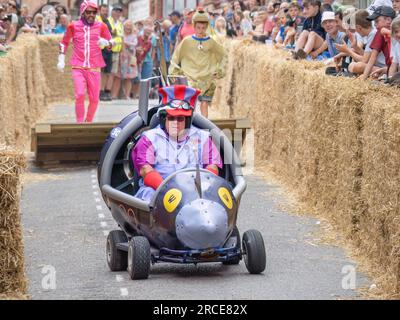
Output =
[
  {"x1": 85, "y1": 10, "x2": 97, "y2": 15},
  {"x1": 166, "y1": 99, "x2": 192, "y2": 110},
  {"x1": 166, "y1": 115, "x2": 186, "y2": 122}
]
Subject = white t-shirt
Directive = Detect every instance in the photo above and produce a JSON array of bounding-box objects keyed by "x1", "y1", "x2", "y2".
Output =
[
  {"x1": 391, "y1": 39, "x2": 400, "y2": 64},
  {"x1": 361, "y1": 28, "x2": 386, "y2": 67},
  {"x1": 11, "y1": 13, "x2": 18, "y2": 25}
]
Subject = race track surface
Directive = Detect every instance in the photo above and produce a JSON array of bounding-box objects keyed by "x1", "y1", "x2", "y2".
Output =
[{"x1": 21, "y1": 165, "x2": 369, "y2": 300}]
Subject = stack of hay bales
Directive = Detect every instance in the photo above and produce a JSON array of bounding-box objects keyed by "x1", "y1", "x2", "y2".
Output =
[
  {"x1": 37, "y1": 35, "x2": 74, "y2": 104},
  {"x1": 0, "y1": 35, "x2": 73, "y2": 300},
  {"x1": 213, "y1": 40, "x2": 400, "y2": 298},
  {"x1": 0, "y1": 147, "x2": 26, "y2": 299},
  {"x1": 0, "y1": 34, "x2": 74, "y2": 148},
  {"x1": 360, "y1": 88, "x2": 400, "y2": 296},
  {"x1": 0, "y1": 34, "x2": 47, "y2": 147}
]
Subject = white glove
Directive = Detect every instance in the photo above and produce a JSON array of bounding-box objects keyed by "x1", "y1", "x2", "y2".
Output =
[
  {"x1": 57, "y1": 54, "x2": 65, "y2": 72},
  {"x1": 97, "y1": 37, "x2": 110, "y2": 49},
  {"x1": 109, "y1": 39, "x2": 116, "y2": 47}
]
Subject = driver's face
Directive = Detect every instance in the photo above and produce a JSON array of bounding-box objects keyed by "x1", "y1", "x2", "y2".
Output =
[{"x1": 166, "y1": 115, "x2": 187, "y2": 139}]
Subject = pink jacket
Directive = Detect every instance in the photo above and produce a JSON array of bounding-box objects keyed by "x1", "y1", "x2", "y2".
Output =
[{"x1": 60, "y1": 20, "x2": 111, "y2": 69}]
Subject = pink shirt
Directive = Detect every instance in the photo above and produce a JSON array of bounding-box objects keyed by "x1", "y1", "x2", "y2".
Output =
[
  {"x1": 179, "y1": 22, "x2": 195, "y2": 41},
  {"x1": 263, "y1": 18, "x2": 274, "y2": 34},
  {"x1": 60, "y1": 20, "x2": 111, "y2": 69}
]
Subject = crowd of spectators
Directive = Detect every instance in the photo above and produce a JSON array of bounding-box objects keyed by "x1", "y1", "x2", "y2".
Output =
[
  {"x1": 199, "y1": 0, "x2": 400, "y2": 82},
  {"x1": 0, "y1": 0, "x2": 69, "y2": 53},
  {"x1": 3, "y1": 0, "x2": 400, "y2": 87},
  {"x1": 80, "y1": 0, "x2": 400, "y2": 93}
]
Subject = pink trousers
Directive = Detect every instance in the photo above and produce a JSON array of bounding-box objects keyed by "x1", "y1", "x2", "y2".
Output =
[{"x1": 72, "y1": 68, "x2": 101, "y2": 123}]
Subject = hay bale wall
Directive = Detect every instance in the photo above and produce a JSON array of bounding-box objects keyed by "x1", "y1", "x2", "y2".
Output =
[
  {"x1": 213, "y1": 40, "x2": 400, "y2": 297},
  {"x1": 0, "y1": 34, "x2": 73, "y2": 149},
  {"x1": 36, "y1": 35, "x2": 74, "y2": 104},
  {"x1": 0, "y1": 35, "x2": 73, "y2": 299},
  {"x1": 0, "y1": 147, "x2": 26, "y2": 298}
]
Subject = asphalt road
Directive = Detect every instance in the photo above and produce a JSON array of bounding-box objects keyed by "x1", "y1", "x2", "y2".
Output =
[{"x1": 21, "y1": 164, "x2": 369, "y2": 300}]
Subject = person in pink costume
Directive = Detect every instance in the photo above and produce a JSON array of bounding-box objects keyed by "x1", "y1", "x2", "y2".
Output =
[{"x1": 57, "y1": 0, "x2": 113, "y2": 123}]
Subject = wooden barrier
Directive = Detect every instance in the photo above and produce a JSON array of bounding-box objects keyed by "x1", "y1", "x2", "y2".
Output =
[{"x1": 31, "y1": 119, "x2": 251, "y2": 165}]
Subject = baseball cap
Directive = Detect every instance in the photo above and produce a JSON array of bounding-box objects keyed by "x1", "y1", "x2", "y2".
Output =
[
  {"x1": 112, "y1": 4, "x2": 123, "y2": 11},
  {"x1": 367, "y1": 6, "x2": 396, "y2": 21},
  {"x1": 170, "y1": 10, "x2": 181, "y2": 18}
]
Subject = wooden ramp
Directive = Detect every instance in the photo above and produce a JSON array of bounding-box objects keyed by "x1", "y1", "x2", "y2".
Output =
[{"x1": 31, "y1": 119, "x2": 251, "y2": 165}]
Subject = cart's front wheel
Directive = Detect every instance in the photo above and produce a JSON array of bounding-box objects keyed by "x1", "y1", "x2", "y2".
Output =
[
  {"x1": 127, "y1": 236, "x2": 151, "y2": 280},
  {"x1": 242, "y1": 229, "x2": 266, "y2": 274},
  {"x1": 106, "y1": 230, "x2": 128, "y2": 271}
]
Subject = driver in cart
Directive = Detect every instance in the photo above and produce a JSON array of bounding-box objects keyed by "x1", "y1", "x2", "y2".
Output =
[{"x1": 132, "y1": 84, "x2": 223, "y2": 201}]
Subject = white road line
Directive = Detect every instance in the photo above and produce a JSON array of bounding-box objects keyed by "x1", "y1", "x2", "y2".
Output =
[
  {"x1": 120, "y1": 288, "x2": 128, "y2": 297},
  {"x1": 96, "y1": 205, "x2": 103, "y2": 211},
  {"x1": 116, "y1": 275, "x2": 123, "y2": 282},
  {"x1": 98, "y1": 213, "x2": 105, "y2": 219},
  {"x1": 95, "y1": 198, "x2": 101, "y2": 202},
  {"x1": 103, "y1": 230, "x2": 109, "y2": 236},
  {"x1": 101, "y1": 221, "x2": 108, "y2": 228},
  {"x1": 92, "y1": 185, "x2": 97, "y2": 189},
  {"x1": 93, "y1": 191, "x2": 99, "y2": 196}
]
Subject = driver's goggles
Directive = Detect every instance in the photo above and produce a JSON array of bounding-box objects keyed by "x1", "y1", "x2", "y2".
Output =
[{"x1": 165, "y1": 99, "x2": 193, "y2": 110}]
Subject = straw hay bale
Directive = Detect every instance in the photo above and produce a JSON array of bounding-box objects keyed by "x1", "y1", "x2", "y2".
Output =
[
  {"x1": 213, "y1": 40, "x2": 400, "y2": 298},
  {"x1": 0, "y1": 34, "x2": 47, "y2": 147},
  {"x1": 0, "y1": 146, "x2": 27, "y2": 298},
  {"x1": 0, "y1": 34, "x2": 74, "y2": 149},
  {"x1": 360, "y1": 90, "x2": 400, "y2": 296},
  {"x1": 37, "y1": 35, "x2": 74, "y2": 103}
]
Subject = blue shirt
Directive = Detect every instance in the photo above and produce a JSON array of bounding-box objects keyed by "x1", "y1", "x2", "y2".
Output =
[
  {"x1": 157, "y1": 35, "x2": 171, "y2": 63},
  {"x1": 302, "y1": 12, "x2": 325, "y2": 39},
  {"x1": 326, "y1": 31, "x2": 345, "y2": 57},
  {"x1": 54, "y1": 24, "x2": 66, "y2": 34},
  {"x1": 170, "y1": 24, "x2": 179, "y2": 46}
]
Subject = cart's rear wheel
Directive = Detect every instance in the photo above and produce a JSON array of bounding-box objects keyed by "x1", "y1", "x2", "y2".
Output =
[
  {"x1": 127, "y1": 236, "x2": 151, "y2": 280},
  {"x1": 106, "y1": 230, "x2": 128, "y2": 271},
  {"x1": 242, "y1": 229, "x2": 266, "y2": 274},
  {"x1": 223, "y1": 226, "x2": 241, "y2": 265}
]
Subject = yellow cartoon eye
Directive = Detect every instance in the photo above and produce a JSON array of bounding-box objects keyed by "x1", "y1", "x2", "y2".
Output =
[
  {"x1": 218, "y1": 187, "x2": 233, "y2": 209},
  {"x1": 163, "y1": 188, "x2": 182, "y2": 213}
]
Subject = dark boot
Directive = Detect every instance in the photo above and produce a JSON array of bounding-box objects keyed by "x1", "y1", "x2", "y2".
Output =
[
  {"x1": 296, "y1": 49, "x2": 307, "y2": 60},
  {"x1": 104, "y1": 90, "x2": 112, "y2": 101}
]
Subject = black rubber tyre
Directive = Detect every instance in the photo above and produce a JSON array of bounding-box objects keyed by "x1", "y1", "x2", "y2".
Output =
[
  {"x1": 223, "y1": 226, "x2": 241, "y2": 265},
  {"x1": 242, "y1": 229, "x2": 266, "y2": 274},
  {"x1": 127, "y1": 236, "x2": 151, "y2": 280},
  {"x1": 106, "y1": 230, "x2": 128, "y2": 271}
]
